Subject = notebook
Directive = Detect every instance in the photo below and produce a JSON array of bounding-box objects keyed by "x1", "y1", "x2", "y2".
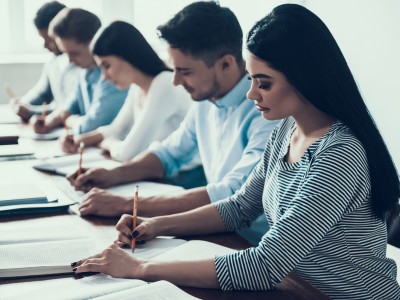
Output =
[
  {"x1": 33, "y1": 152, "x2": 119, "y2": 176},
  {"x1": 0, "y1": 235, "x2": 235, "y2": 279}
]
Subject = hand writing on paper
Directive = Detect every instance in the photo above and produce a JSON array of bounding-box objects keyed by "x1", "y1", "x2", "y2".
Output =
[
  {"x1": 73, "y1": 244, "x2": 145, "y2": 278},
  {"x1": 10, "y1": 100, "x2": 32, "y2": 122},
  {"x1": 67, "y1": 167, "x2": 113, "y2": 192},
  {"x1": 79, "y1": 188, "x2": 131, "y2": 217},
  {"x1": 60, "y1": 133, "x2": 79, "y2": 153},
  {"x1": 30, "y1": 115, "x2": 51, "y2": 134},
  {"x1": 115, "y1": 214, "x2": 159, "y2": 247}
]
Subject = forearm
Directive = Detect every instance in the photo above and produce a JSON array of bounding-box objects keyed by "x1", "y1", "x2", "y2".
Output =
[
  {"x1": 113, "y1": 152, "x2": 165, "y2": 185},
  {"x1": 143, "y1": 259, "x2": 219, "y2": 289},
  {"x1": 139, "y1": 187, "x2": 211, "y2": 217},
  {"x1": 46, "y1": 109, "x2": 69, "y2": 129},
  {"x1": 77, "y1": 131, "x2": 104, "y2": 147},
  {"x1": 155, "y1": 204, "x2": 226, "y2": 237}
]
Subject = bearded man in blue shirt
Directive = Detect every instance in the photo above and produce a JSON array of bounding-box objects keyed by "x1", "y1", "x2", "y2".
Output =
[{"x1": 68, "y1": 2, "x2": 278, "y2": 245}]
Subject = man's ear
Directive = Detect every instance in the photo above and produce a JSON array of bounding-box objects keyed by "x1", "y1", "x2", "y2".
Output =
[{"x1": 217, "y1": 54, "x2": 236, "y2": 71}]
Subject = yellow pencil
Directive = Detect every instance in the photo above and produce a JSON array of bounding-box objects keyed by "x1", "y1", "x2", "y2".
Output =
[
  {"x1": 131, "y1": 185, "x2": 139, "y2": 253},
  {"x1": 77, "y1": 142, "x2": 84, "y2": 176}
]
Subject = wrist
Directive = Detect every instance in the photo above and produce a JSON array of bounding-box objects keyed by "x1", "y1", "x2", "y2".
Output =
[
  {"x1": 141, "y1": 260, "x2": 161, "y2": 281},
  {"x1": 153, "y1": 215, "x2": 173, "y2": 236}
]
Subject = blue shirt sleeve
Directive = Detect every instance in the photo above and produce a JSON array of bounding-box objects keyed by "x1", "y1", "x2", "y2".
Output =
[
  {"x1": 149, "y1": 105, "x2": 199, "y2": 177},
  {"x1": 206, "y1": 117, "x2": 279, "y2": 202},
  {"x1": 73, "y1": 79, "x2": 128, "y2": 134}
]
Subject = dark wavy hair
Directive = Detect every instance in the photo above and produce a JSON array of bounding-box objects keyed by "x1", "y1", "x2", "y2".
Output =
[
  {"x1": 247, "y1": 4, "x2": 399, "y2": 220},
  {"x1": 157, "y1": 1, "x2": 243, "y2": 67},
  {"x1": 91, "y1": 21, "x2": 170, "y2": 77}
]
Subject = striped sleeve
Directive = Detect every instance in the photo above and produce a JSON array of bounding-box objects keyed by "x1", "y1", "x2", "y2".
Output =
[{"x1": 214, "y1": 136, "x2": 370, "y2": 291}]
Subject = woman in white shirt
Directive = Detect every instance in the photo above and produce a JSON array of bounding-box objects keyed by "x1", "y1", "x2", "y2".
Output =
[{"x1": 61, "y1": 21, "x2": 191, "y2": 162}]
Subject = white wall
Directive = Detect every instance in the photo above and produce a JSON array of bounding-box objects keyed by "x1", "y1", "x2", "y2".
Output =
[
  {"x1": 0, "y1": 63, "x2": 43, "y2": 102},
  {"x1": 0, "y1": 1, "x2": 399, "y2": 169},
  {"x1": 306, "y1": 0, "x2": 400, "y2": 169}
]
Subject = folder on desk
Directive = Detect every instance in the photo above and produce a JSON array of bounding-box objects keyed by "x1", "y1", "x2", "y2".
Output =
[
  {"x1": 0, "y1": 124, "x2": 19, "y2": 145},
  {"x1": 0, "y1": 183, "x2": 55, "y2": 206},
  {"x1": 0, "y1": 144, "x2": 35, "y2": 159}
]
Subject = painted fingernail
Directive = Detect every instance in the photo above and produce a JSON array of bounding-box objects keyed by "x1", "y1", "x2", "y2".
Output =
[
  {"x1": 131, "y1": 230, "x2": 139, "y2": 238},
  {"x1": 72, "y1": 268, "x2": 77, "y2": 272},
  {"x1": 71, "y1": 262, "x2": 77, "y2": 267},
  {"x1": 136, "y1": 240, "x2": 146, "y2": 245}
]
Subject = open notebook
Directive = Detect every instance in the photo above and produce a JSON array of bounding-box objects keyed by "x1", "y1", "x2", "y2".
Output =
[
  {"x1": 0, "y1": 232, "x2": 236, "y2": 279},
  {"x1": 1, "y1": 275, "x2": 200, "y2": 300},
  {"x1": 0, "y1": 216, "x2": 234, "y2": 278}
]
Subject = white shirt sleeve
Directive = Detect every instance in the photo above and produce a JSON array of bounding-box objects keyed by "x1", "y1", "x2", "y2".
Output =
[{"x1": 102, "y1": 72, "x2": 191, "y2": 162}]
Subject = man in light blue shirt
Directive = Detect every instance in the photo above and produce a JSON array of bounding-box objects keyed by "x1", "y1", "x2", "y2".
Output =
[
  {"x1": 31, "y1": 8, "x2": 126, "y2": 135},
  {"x1": 65, "y1": 67, "x2": 126, "y2": 134},
  {"x1": 68, "y1": 2, "x2": 278, "y2": 244},
  {"x1": 11, "y1": 1, "x2": 79, "y2": 122}
]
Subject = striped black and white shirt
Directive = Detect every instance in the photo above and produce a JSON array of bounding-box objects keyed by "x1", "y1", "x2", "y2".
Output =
[{"x1": 214, "y1": 118, "x2": 400, "y2": 299}]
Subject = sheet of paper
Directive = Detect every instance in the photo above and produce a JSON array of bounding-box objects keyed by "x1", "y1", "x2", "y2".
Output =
[
  {"x1": 126, "y1": 237, "x2": 187, "y2": 260},
  {"x1": 1, "y1": 274, "x2": 147, "y2": 300},
  {"x1": 0, "y1": 239, "x2": 95, "y2": 270},
  {"x1": 153, "y1": 240, "x2": 237, "y2": 261},
  {"x1": 0, "y1": 104, "x2": 21, "y2": 124},
  {"x1": 94, "y1": 280, "x2": 200, "y2": 300}
]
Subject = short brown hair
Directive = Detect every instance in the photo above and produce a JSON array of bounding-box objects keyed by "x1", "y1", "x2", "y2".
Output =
[{"x1": 49, "y1": 8, "x2": 101, "y2": 43}]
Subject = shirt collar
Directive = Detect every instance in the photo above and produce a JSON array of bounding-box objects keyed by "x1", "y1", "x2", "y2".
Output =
[
  {"x1": 84, "y1": 66, "x2": 101, "y2": 84},
  {"x1": 212, "y1": 75, "x2": 249, "y2": 109}
]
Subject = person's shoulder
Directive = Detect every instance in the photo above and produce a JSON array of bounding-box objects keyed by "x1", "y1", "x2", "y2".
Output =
[{"x1": 317, "y1": 121, "x2": 367, "y2": 161}]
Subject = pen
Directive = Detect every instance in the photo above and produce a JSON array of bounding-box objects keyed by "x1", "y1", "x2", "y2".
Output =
[
  {"x1": 131, "y1": 185, "x2": 139, "y2": 253},
  {"x1": 77, "y1": 142, "x2": 84, "y2": 176}
]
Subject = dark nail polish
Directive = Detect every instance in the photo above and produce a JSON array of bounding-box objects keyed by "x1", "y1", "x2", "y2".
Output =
[
  {"x1": 71, "y1": 262, "x2": 77, "y2": 267},
  {"x1": 72, "y1": 267, "x2": 77, "y2": 272},
  {"x1": 136, "y1": 240, "x2": 146, "y2": 245},
  {"x1": 131, "y1": 230, "x2": 139, "y2": 238}
]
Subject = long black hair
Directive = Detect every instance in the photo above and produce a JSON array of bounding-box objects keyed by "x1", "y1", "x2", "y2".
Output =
[
  {"x1": 92, "y1": 21, "x2": 170, "y2": 77},
  {"x1": 247, "y1": 4, "x2": 399, "y2": 220}
]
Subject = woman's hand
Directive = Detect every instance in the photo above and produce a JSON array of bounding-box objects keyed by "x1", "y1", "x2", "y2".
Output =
[
  {"x1": 72, "y1": 244, "x2": 146, "y2": 278},
  {"x1": 115, "y1": 214, "x2": 160, "y2": 247},
  {"x1": 67, "y1": 167, "x2": 112, "y2": 192}
]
